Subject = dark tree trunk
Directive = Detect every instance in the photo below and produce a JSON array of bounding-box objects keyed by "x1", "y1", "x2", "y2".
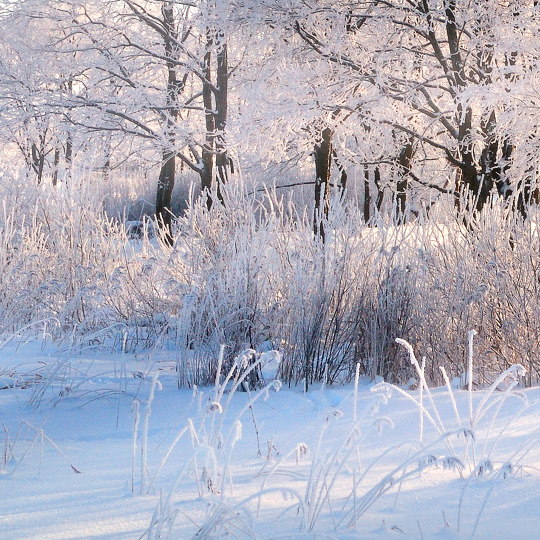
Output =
[
  {"x1": 332, "y1": 150, "x2": 347, "y2": 199},
  {"x1": 103, "y1": 152, "x2": 111, "y2": 183},
  {"x1": 155, "y1": 2, "x2": 183, "y2": 245},
  {"x1": 453, "y1": 103, "x2": 496, "y2": 217},
  {"x1": 201, "y1": 33, "x2": 216, "y2": 210},
  {"x1": 156, "y1": 151, "x2": 175, "y2": 246},
  {"x1": 65, "y1": 136, "x2": 72, "y2": 164},
  {"x1": 517, "y1": 183, "x2": 540, "y2": 219},
  {"x1": 455, "y1": 108, "x2": 517, "y2": 219},
  {"x1": 64, "y1": 82, "x2": 73, "y2": 180},
  {"x1": 363, "y1": 164, "x2": 371, "y2": 223},
  {"x1": 313, "y1": 127, "x2": 332, "y2": 242},
  {"x1": 395, "y1": 139, "x2": 415, "y2": 222},
  {"x1": 363, "y1": 165, "x2": 384, "y2": 224},
  {"x1": 445, "y1": 5, "x2": 500, "y2": 219},
  {"x1": 52, "y1": 147, "x2": 60, "y2": 186},
  {"x1": 514, "y1": 138, "x2": 539, "y2": 218},
  {"x1": 215, "y1": 36, "x2": 229, "y2": 203},
  {"x1": 31, "y1": 140, "x2": 46, "y2": 184},
  {"x1": 201, "y1": 24, "x2": 229, "y2": 210}
]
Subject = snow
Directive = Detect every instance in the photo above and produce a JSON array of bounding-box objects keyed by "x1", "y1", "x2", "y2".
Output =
[{"x1": 2, "y1": 339, "x2": 540, "y2": 539}]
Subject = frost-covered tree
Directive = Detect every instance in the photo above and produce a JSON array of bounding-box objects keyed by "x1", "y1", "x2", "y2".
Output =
[
  {"x1": 243, "y1": 1, "x2": 424, "y2": 231},
  {"x1": 2, "y1": 0, "x2": 538, "y2": 231},
  {"x1": 0, "y1": 4, "x2": 75, "y2": 183},
  {"x1": 0, "y1": 0, "x2": 241, "y2": 242},
  {"x1": 290, "y1": 0, "x2": 540, "y2": 219}
]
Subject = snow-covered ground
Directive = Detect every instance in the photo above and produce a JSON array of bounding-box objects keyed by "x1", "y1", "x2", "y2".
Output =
[{"x1": 2, "y1": 339, "x2": 540, "y2": 539}]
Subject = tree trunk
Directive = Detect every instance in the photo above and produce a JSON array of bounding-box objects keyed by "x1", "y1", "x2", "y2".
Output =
[
  {"x1": 363, "y1": 164, "x2": 371, "y2": 223},
  {"x1": 215, "y1": 34, "x2": 229, "y2": 203},
  {"x1": 313, "y1": 127, "x2": 332, "y2": 242},
  {"x1": 52, "y1": 146, "x2": 60, "y2": 186},
  {"x1": 156, "y1": 151, "x2": 175, "y2": 246},
  {"x1": 65, "y1": 81, "x2": 73, "y2": 179},
  {"x1": 363, "y1": 165, "x2": 384, "y2": 224},
  {"x1": 65, "y1": 136, "x2": 72, "y2": 164},
  {"x1": 201, "y1": 20, "x2": 229, "y2": 210},
  {"x1": 333, "y1": 150, "x2": 347, "y2": 199},
  {"x1": 31, "y1": 139, "x2": 46, "y2": 184},
  {"x1": 395, "y1": 139, "x2": 415, "y2": 222},
  {"x1": 202, "y1": 32, "x2": 215, "y2": 210},
  {"x1": 156, "y1": 2, "x2": 182, "y2": 245}
]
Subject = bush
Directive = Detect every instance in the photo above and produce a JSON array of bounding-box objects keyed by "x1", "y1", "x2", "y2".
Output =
[{"x1": 1, "y1": 170, "x2": 539, "y2": 387}]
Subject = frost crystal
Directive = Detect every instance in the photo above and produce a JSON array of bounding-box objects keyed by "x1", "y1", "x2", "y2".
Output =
[{"x1": 207, "y1": 401, "x2": 223, "y2": 414}]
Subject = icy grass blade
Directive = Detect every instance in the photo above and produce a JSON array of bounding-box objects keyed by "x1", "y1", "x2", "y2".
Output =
[
  {"x1": 344, "y1": 429, "x2": 465, "y2": 528},
  {"x1": 6, "y1": 421, "x2": 81, "y2": 476},
  {"x1": 468, "y1": 329, "x2": 476, "y2": 426},
  {"x1": 396, "y1": 339, "x2": 449, "y2": 440},
  {"x1": 140, "y1": 372, "x2": 162, "y2": 494}
]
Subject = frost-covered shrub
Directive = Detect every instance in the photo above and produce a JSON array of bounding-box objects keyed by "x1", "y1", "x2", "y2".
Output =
[
  {"x1": 1, "y1": 168, "x2": 540, "y2": 387},
  {"x1": 0, "y1": 174, "x2": 136, "y2": 340},
  {"x1": 276, "y1": 210, "x2": 403, "y2": 386},
  {"x1": 161, "y1": 186, "x2": 284, "y2": 385},
  {"x1": 410, "y1": 203, "x2": 540, "y2": 385}
]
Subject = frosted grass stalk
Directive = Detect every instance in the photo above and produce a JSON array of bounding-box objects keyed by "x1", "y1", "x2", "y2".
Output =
[
  {"x1": 420, "y1": 356, "x2": 425, "y2": 444},
  {"x1": 131, "y1": 400, "x2": 140, "y2": 493},
  {"x1": 482, "y1": 391, "x2": 529, "y2": 461},
  {"x1": 396, "y1": 339, "x2": 449, "y2": 443},
  {"x1": 468, "y1": 330, "x2": 476, "y2": 427},
  {"x1": 472, "y1": 364, "x2": 526, "y2": 428},
  {"x1": 147, "y1": 425, "x2": 188, "y2": 493},
  {"x1": 353, "y1": 362, "x2": 360, "y2": 422},
  {"x1": 141, "y1": 372, "x2": 161, "y2": 494},
  {"x1": 440, "y1": 366, "x2": 461, "y2": 426},
  {"x1": 214, "y1": 345, "x2": 225, "y2": 402}
]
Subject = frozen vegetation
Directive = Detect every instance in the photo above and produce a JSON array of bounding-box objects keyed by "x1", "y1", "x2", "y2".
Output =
[
  {"x1": 0, "y1": 177, "x2": 540, "y2": 538},
  {"x1": 1, "y1": 1, "x2": 540, "y2": 538}
]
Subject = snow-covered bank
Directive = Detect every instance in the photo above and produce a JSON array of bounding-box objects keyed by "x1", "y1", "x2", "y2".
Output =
[{"x1": 2, "y1": 340, "x2": 540, "y2": 539}]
